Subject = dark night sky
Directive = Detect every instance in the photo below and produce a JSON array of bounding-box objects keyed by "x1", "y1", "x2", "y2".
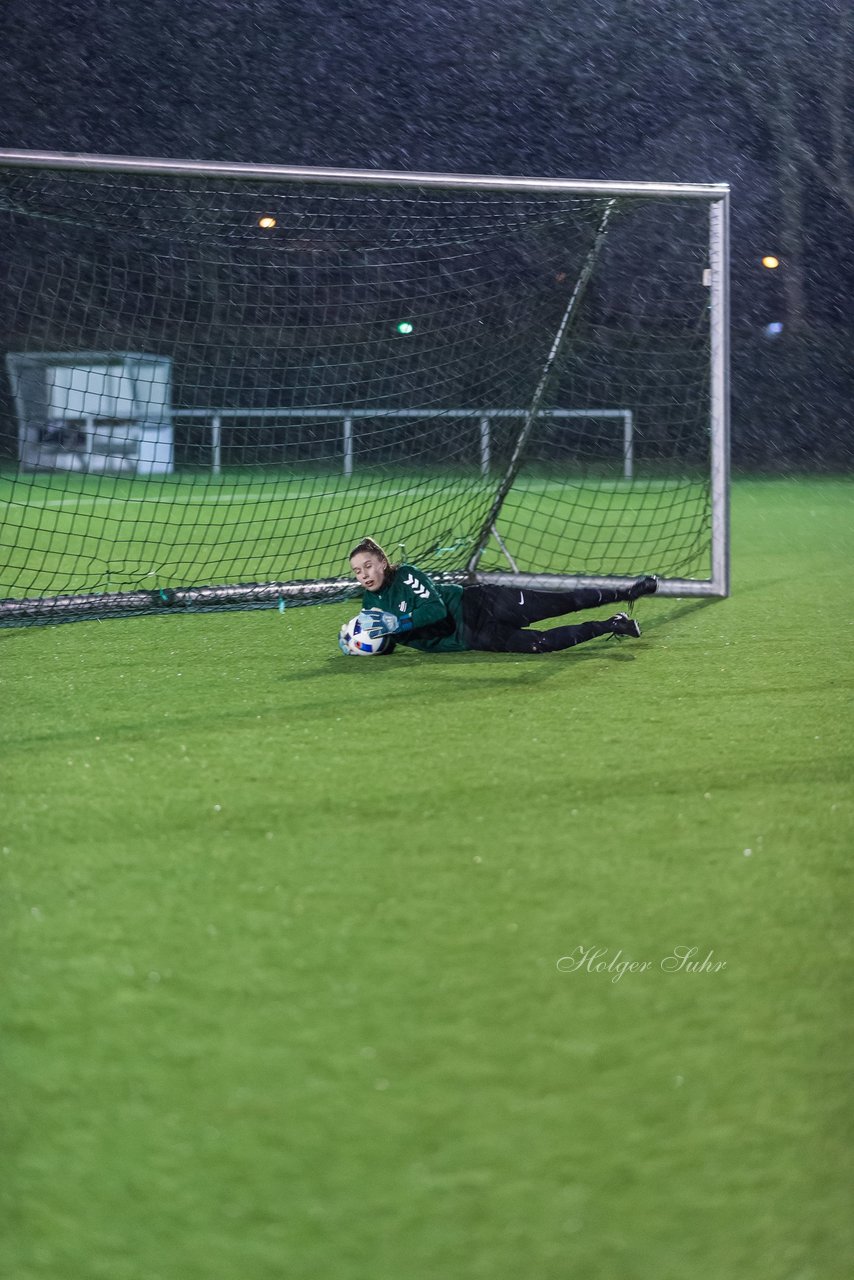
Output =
[
  {"x1": 0, "y1": 0, "x2": 852, "y2": 464},
  {"x1": 1, "y1": 0, "x2": 851, "y2": 327}
]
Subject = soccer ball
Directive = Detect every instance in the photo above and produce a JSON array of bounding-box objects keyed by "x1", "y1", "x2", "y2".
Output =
[{"x1": 339, "y1": 615, "x2": 392, "y2": 656}]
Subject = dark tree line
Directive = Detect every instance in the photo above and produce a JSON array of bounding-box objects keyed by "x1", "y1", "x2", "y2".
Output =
[{"x1": 0, "y1": 0, "x2": 852, "y2": 467}]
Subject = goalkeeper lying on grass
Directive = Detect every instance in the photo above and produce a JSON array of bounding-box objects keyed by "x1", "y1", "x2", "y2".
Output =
[{"x1": 342, "y1": 537, "x2": 657, "y2": 656}]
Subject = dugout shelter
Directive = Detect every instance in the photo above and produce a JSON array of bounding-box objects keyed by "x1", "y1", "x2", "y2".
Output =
[{"x1": 7, "y1": 351, "x2": 174, "y2": 475}]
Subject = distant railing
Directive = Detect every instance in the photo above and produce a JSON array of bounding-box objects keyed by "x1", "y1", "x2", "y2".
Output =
[{"x1": 173, "y1": 407, "x2": 635, "y2": 479}]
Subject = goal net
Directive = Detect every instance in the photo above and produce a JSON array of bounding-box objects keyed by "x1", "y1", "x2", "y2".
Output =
[{"x1": 0, "y1": 153, "x2": 729, "y2": 624}]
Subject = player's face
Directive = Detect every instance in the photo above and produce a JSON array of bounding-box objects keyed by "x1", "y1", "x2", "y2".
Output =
[{"x1": 350, "y1": 550, "x2": 387, "y2": 591}]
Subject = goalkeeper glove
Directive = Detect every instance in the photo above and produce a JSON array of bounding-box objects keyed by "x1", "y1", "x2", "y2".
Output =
[{"x1": 359, "y1": 608, "x2": 413, "y2": 639}]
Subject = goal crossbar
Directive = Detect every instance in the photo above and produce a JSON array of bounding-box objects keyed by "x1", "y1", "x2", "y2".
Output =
[{"x1": 0, "y1": 148, "x2": 730, "y2": 200}]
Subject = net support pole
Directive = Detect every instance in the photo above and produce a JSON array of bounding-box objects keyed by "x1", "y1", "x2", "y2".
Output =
[
  {"x1": 343, "y1": 415, "x2": 354, "y2": 477},
  {"x1": 479, "y1": 416, "x2": 491, "y2": 477},
  {"x1": 466, "y1": 200, "x2": 616, "y2": 573},
  {"x1": 212, "y1": 414, "x2": 222, "y2": 476},
  {"x1": 623, "y1": 410, "x2": 634, "y2": 480}
]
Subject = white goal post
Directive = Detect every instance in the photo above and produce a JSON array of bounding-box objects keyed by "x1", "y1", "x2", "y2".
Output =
[{"x1": 0, "y1": 150, "x2": 730, "y2": 622}]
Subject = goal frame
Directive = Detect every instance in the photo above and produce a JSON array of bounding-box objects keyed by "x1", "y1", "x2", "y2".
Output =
[{"x1": 0, "y1": 149, "x2": 730, "y2": 617}]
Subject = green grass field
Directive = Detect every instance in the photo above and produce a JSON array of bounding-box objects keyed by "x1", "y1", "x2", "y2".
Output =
[
  {"x1": 0, "y1": 467, "x2": 711, "y2": 598},
  {"x1": 2, "y1": 477, "x2": 852, "y2": 1280}
]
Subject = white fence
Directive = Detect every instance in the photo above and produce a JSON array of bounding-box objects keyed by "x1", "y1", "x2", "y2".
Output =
[{"x1": 173, "y1": 407, "x2": 635, "y2": 479}]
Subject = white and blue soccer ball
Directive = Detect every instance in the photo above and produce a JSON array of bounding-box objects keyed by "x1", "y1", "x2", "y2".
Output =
[{"x1": 338, "y1": 615, "x2": 392, "y2": 656}]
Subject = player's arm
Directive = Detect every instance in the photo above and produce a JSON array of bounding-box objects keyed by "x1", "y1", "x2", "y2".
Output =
[{"x1": 361, "y1": 567, "x2": 448, "y2": 636}]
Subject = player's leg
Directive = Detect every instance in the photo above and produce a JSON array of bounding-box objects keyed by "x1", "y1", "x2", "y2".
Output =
[
  {"x1": 464, "y1": 583, "x2": 609, "y2": 631},
  {"x1": 467, "y1": 613, "x2": 641, "y2": 653},
  {"x1": 472, "y1": 579, "x2": 656, "y2": 629},
  {"x1": 528, "y1": 613, "x2": 641, "y2": 652}
]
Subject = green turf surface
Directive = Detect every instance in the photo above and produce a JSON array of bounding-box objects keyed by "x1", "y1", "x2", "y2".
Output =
[
  {"x1": 2, "y1": 477, "x2": 852, "y2": 1280},
  {"x1": 0, "y1": 466, "x2": 712, "y2": 597}
]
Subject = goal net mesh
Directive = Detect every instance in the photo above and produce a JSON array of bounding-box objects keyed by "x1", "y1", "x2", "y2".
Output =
[{"x1": 0, "y1": 162, "x2": 719, "y2": 621}]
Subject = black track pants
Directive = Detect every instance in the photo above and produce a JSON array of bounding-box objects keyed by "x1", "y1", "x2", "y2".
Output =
[{"x1": 461, "y1": 583, "x2": 628, "y2": 654}]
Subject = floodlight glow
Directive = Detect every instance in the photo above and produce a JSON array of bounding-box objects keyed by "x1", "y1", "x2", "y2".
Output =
[
  {"x1": 761, "y1": 255, "x2": 780, "y2": 269},
  {"x1": 258, "y1": 216, "x2": 277, "y2": 229},
  {"x1": 396, "y1": 321, "x2": 414, "y2": 335}
]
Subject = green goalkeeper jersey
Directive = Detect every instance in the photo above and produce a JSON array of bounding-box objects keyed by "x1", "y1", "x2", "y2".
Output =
[{"x1": 362, "y1": 563, "x2": 468, "y2": 652}]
